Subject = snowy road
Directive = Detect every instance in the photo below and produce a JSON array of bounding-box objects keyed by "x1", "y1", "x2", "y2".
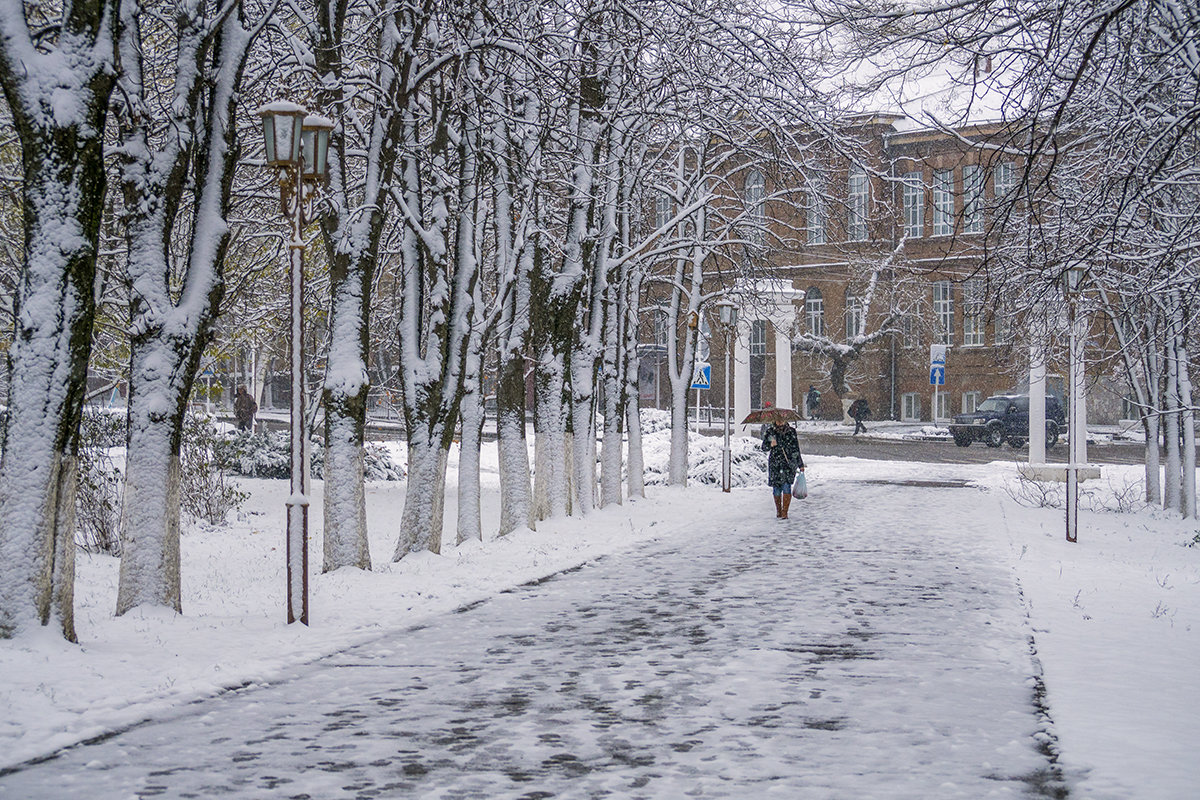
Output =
[{"x1": 1, "y1": 482, "x2": 1061, "y2": 799}]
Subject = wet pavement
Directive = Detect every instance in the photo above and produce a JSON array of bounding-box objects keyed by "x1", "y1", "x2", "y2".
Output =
[{"x1": 1, "y1": 483, "x2": 1061, "y2": 799}]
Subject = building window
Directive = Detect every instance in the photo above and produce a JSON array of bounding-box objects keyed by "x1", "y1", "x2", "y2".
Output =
[
  {"x1": 654, "y1": 192, "x2": 671, "y2": 231},
  {"x1": 902, "y1": 171, "x2": 924, "y2": 239},
  {"x1": 994, "y1": 161, "x2": 1016, "y2": 200},
  {"x1": 963, "y1": 278, "x2": 985, "y2": 346},
  {"x1": 806, "y1": 176, "x2": 826, "y2": 244},
  {"x1": 899, "y1": 313, "x2": 919, "y2": 349},
  {"x1": 994, "y1": 302, "x2": 1013, "y2": 344},
  {"x1": 962, "y1": 391, "x2": 982, "y2": 413},
  {"x1": 1121, "y1": 396, "x2": 1139, "y2": 421},
  {"x1": 934, "y1": 391, "x2": 950, "y2": 421},
  {"x1": 933, "y1": 280, "x2": 954, "y2": 344},
  {"x1": 749, "y1": 319, "x2": 767, "y2": 356},
  {"x1": 845, "y1": 290, "x2": 863, "y2": 340},
  {"x1": 902, "y1": 392, "x2": 921, "y2": 421},
  {"x1": 933, "y1": 169, "x2": 954, "y2": 236},
  {"x1": 744, "y1": 169, "x2": 765, "y2": 244},
  {"x1": 963, "y1": 165, "x2": 984, "y2": 234},
  {"x1": 805, "y1": 288, "x2": 825, "y2": 337},
  {"x1": 848, "y1": 166, "x2": 869, "y2": 241}
]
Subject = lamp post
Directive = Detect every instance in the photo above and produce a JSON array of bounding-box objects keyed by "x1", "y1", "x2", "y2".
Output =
[
  {"x1": 718, "y1": 299, "x2": 738, "y2": 493},
  {"x1": 256, "y1": 101, "x2": 333, "y2": 624},
  {"x1": 1063, "y1": 263, "x2": 1086, "y2": 544}
]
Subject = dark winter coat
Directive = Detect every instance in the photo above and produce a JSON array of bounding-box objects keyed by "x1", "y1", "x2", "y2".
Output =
[
  {"x1": 761, "y1": 423, "x2": 804, "y2": 487},
  {"x1": 234, "y1": 389, "x2": 257, "y2": 430},
  {"x1": 850, "y1": 399, "x2": 870, "y2": 421}
]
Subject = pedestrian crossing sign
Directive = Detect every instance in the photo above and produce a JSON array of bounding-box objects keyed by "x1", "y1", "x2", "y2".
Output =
[{"x1": 691, "y1": 363, "x2": 711, "y2": 390}]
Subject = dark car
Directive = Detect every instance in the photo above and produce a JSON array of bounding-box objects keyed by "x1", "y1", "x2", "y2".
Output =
[{"x1": 949, "y1": 394, "x2": 1065, "y2": 449}]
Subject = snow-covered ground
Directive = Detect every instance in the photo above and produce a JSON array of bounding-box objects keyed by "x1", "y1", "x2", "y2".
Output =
[{"x1": 1, "y1": 434, "x2": 1197, "y2": 798}]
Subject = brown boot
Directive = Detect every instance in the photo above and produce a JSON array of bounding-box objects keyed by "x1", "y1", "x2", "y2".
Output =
[
  {"x1": 773, "y1": 494, "x2": 783, "y2": 518},
  {"x1": 781, "y1": 492, "x2": 792, "y2": 519}
]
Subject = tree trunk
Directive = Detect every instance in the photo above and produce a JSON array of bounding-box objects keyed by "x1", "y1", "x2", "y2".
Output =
[
  {"x1": 116, "y1": 415, "x2": 182, "y2": 615},
  {"x1": 457, "y1": 386, "x2": 485, "y2": 545},
  {"x1": 496, "y1": 356, "x2": 533, "y2": 536},
  {"x1": 0, "y1": 101, "x2": 110, "y2": 639},
  {"x1": 395, "y1": 433, "x2": 448, "y2": 558},
  {"x1": 322, "y1": 401, "x2": 371, "y2": 571},
  {"x1": 1164, "y1": 335, "x2": 1182, "y2": 513}
]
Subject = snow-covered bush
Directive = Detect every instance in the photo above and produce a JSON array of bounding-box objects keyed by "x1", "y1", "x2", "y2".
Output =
[
  {"x1": 181, "y1": 415, "x2": 248, "y2": 526},
  {"x1": 641, "y1": 427, "x2": 765, "y2": 487},
  {"x1": 75, "y1": 410, "x2": 124, "y2": 554},
  {"x1": 639, "y1": 408, "x2": 672, "y2": 435},
  {"x1": 213, "y1": 429, "x2": 406, "y2": 481}
]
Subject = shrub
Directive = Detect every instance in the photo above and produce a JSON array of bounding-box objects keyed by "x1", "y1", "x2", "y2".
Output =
[{"x1": 180, "y1": 414, "x2": 249, "y2": 525}]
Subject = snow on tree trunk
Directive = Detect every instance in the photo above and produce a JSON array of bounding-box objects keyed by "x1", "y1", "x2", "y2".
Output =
[
  {"x1": 395, "y1": 433, "x2": 448, "y2": 558},
  {"x1": 457, "y1": 383, "x2": 485, "y2": 545},
  {"x1": 116, "y1": 419, "x2": 181, "y2": 615},
  {"x1": 532, "y1": 354, "x2": 572, "y2": 520},
  {"x1": 496, "y1": 356, "x2": 533, "y2": 536},
  {"x1": 600, "y1": 297, "x2": 625, "y2": 508},
  {"x1": 0, "y1": 3, "x2": 117, "y2": 638},
  {"x1": 1164, "y1": 334, "x2": 1182, "y2": 514},
  {"x1": 322, "y1": 410, "x2": 370, "y2": 572}
]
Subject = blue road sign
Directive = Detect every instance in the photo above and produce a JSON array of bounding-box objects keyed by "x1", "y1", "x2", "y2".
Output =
[
  {"x1": 691, "y1": 363, "x2": 711, "y2": 390},
  {"x1": 930, "y1": 365, "x2": 945, "y2": 386}
]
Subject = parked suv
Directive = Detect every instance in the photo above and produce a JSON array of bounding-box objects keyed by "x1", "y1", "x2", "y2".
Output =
[{"x1": 949, "y1": 394, "x2": 1065, "y2": 449}]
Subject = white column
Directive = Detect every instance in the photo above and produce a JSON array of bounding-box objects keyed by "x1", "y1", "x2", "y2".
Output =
[
  {"x1": 734, "y1": 320, "x2": 751, "y2": 438},
  {"x1": 1029, "y1": 344, "x2": 1046, "y2": 465},
  {"x1": 774, "y1": 325, "x2": 792, "y2": 411}
]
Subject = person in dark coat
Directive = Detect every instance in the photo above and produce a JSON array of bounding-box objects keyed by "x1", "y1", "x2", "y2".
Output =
[
  {"x1": 234, "y1": 386, "x2": 257, "y2": 432},
  {"x1": 761, "y1": 419, "x2": 804, "y2": 519},
  {"x1": 849, "y1": 397, "x2": 870, "y2": 435},
  {"x1": 806, "y1": 385, "x2": 821, "y2": 419}
]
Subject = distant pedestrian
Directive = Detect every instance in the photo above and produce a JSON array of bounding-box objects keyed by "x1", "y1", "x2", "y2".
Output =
[
  {"x1": 806, "y1": 385, "x2": 821, "y2": 419},
  {"x1": 849, "y1": 397, "x2": 870, "y2": 435},
  {"x1": 234, "y1": 386, "x2": 257, "y2": 432},
  {"x1": 761, "y1": 419, "x2": 804, "y2": 520}
]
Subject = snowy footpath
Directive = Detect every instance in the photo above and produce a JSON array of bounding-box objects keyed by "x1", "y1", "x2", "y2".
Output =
[{"x1": 1, "y1": 450, "x2": 1198, "y2": 798}]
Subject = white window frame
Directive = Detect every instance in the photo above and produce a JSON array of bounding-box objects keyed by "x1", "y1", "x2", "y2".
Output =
[
  {"x1": 745, "y1": 169, "x2": 765, "y2": 244},
  {"x1": 962, "y1": 278, "x2": 985, "y2": 346},
  {"x1": 749, "y1": 319, "x2": 767, "y2": 356},
  {"x1": 933, "y1": 280, "x2": 954, "y2": 345},
  {"x1": 933, "y1": 169, "x2": 954, "y2": 237},
  {"x1": 848, "y1": 166, "x2": 869, "y2": 241},
  {"x1": 935, "y1": 391, "x2": 950, "y2": 422},
  {"x1": 805, "y1": 288, "x2": 825, "y2": 337},
  {"x1": 962, "y1": 165, "x2": 984, "y2": 234},
  {"x1": 845, "y1": 291, "x2": 863, "y2": 341},
  {"x1": 654, "y1": 192, "x2": 672, "y2": 231},
  {"x1": 902, "y1": 171, "x2": 924, "y2": 239},
  {"x1": 962, "y1": 391, "x2": 982, "y2": 414},
  {"x1": 902, "y1": 392, "x2": 921, "y2": 422},
  {"x1": 806, "y1": 177, "x2": 826, "y2": 245},
  {"x1": 994, "y1": 161, "x2": 1015, "y2": 201}
]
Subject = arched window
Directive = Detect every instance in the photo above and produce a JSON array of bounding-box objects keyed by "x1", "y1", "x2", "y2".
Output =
[{"x1": 805, "y1": 288, "x2": 825, "y2": 337}]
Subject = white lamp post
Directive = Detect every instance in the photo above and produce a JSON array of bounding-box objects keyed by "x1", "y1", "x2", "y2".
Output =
[
  {"x1": 1063, "y1": 263, "x2": 1086, "y2": 543},
  {"x1": 256, "y1": 102, "x2": 333, "y2": 625},
  {"x1": 718, "y1": 299, "x2": 739, "y2": 493}
]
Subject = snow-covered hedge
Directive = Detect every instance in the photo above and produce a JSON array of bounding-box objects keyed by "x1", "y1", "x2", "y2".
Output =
[
  {"x1": 214, "y1": 429, "x2": 406, "y2": 482},
  {"x1": 640, "y1": 427, "x2": 765, "y2": 488}
]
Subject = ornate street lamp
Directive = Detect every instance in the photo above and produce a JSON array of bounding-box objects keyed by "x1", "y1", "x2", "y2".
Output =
[
  {"x1": 256, "y1": 102, "x2": 333, "y2": 624},
  {"x1": 1062, "y1": 263, "x2": 1087, "y2": 543},
  {"x1": 717, "y1": 299, "x2": 739, "y2": 493}
]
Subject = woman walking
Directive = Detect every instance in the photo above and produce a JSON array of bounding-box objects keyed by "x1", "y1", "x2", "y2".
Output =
[{"x1": 762, "y1": 419, "x2": 804, "y2": 519}]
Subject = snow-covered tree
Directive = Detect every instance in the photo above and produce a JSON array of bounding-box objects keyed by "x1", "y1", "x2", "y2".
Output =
[
  {"x1": 0, "y1": 0, "x2": 122, "y2": 640},
  {"x1": 112, "y1": 0, "x2": 270, "y2": 615}
]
